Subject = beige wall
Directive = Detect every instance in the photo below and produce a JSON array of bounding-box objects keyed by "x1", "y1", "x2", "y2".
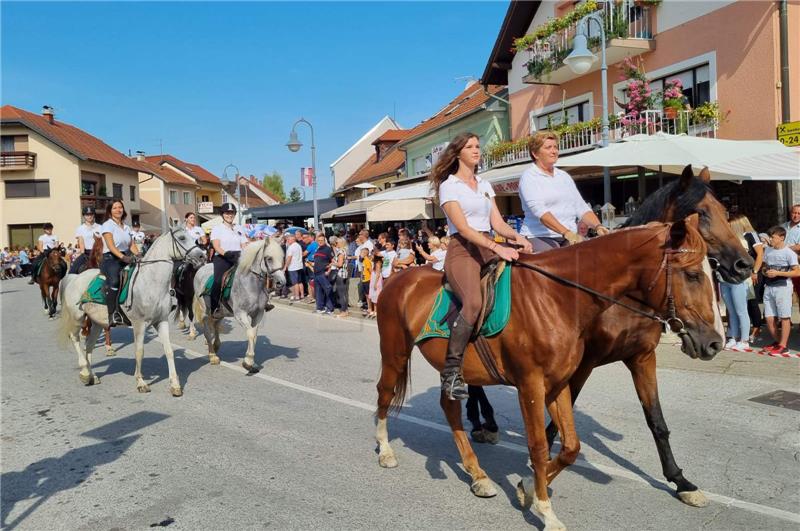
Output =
[
  {"x1": 80, "y1": 160, "x2": 141, "y2": 214},
  {"x1": 138, "y1": 173, "x2": 198, "y2": 233},
  {"x1": 331, "y1": 116, "x2": 399, "y2": 191},
  {"x1": 1, "y1": 126, "x2": 81, "y2": 248},
  {"x1": 507, "y1": 1, "x2": 791, "y2": 141}
]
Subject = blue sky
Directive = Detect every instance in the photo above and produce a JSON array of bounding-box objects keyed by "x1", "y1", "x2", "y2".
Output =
[{"x1": 2, "y1": 1, "x2": 507, "y2": 195}]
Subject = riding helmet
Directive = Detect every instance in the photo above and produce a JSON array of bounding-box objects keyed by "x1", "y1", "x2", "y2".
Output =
[
  {"x1": 220, "y1": 203, "x2": 237, "y2": 214},
  {"x1": 82, "y1": 206, "x2": 95, "y2": 215}
]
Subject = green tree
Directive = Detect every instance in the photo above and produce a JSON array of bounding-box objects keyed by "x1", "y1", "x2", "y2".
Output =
[
  {"x1": 261, "y1": 171, "x2": 287, "y2": 202},
  {"x1": 288, "y1": 187, "x2": 302, "y2": 203}
]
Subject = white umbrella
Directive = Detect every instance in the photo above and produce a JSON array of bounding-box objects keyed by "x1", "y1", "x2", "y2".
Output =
[
  {"x1": 556, "y1": 133, "x2": 798, "y2": 180},
  {"x1": 201, "y1": 215, "x2": 222, "y2": 231}
]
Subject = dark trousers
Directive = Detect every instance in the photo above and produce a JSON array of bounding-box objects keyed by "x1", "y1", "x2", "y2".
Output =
[
  {"x1": 334, "y1": 275, "x2": 349, "y2": 311},
  {"x1": 314, "y1": 273, "x2": 334, "y2": 312},
  {"x1": 360, "y1": 281, "x2": 370, "y2": 307},
  {"x1": 101, "y1": 252, "x2": 127, "y2": 321},
  {"x1": 69, "y1": 251, "x2": 92, "y2": 274},
  {"x1": 211, "y1": 253, "x2": 238, "y2": 312}
]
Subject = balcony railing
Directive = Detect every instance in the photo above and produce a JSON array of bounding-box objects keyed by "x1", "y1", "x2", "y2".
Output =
[
  {"x1": 482, "y1": 108, "x2": 718, "y2": 171},
  {"x1": 80, "y1": 195, "x2": 112, "y2": 212},
  {"x1": 522, "y1": 0, "x2": 654, "y2": 84},
  {"x1": 0, "y1": 151, "x2": 36, "y2": 170}
]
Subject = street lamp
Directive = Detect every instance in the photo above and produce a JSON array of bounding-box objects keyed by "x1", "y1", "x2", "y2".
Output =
[
  {"x1": 286, "y1": 118, "x2": 318, "y2": 230},
  {"x1": 222, "y1": 163, "x2": 242, "y2": 224},
  {"x1": 565, "y1": 13, "x2": 613, "y2": 214}
]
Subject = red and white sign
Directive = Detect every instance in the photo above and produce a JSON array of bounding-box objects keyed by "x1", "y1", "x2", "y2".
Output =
[{"x1": 300, "y1": 167, "x2": 314, "y2": 187}]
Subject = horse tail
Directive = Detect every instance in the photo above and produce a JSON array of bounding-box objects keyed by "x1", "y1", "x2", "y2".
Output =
[
  {"x1": 192, "y1": 293, "x2": 205, "y2": 323},
  {"x1": 388, "y1": 355, "x2": 412, "y2": 415},
  {"x1": 56, "y1": 278, "x2": 82, "y2": 348},
  {"x1": 174, "y1": 264, "x2": 196, "y2": 322}
]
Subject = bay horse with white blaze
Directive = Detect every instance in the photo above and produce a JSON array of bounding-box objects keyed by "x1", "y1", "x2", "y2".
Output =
[
  {"x1": 375, "y1": 216, "x2": 721, "y2": 530},
  {"x1": 37, "y1": 246, "x2": 68, "y2": 319}
]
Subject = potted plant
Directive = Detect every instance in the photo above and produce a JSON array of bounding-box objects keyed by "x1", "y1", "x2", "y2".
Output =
[
  {"x1": 617, "y1": 56, "x2": 655, "y2": 129},
  {"x1": 98, "y1": 184, "x2": 107, "y2": 197},
  {"x1": 662, "y1": 78, "x2": 684, "y2": 119}
]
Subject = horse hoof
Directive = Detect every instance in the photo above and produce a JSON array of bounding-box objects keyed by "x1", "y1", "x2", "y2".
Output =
[
  {"x1": 79, "y1": 373, "x2": 97, "y2": 386},
  {"x1": 516, "y1": 478, "x2": 534, "y2": 509},
  {"x1": 678, "y1": 489, "x2": 709, "y2": 507},
  {"x1": 209, "y1": 355, "x2": 220, "y2": 365},
  {"x1": 49, "y1": 316, "x2": 54, "y2": 321},
  {"x1": 170, "y1": 386, "x2": 183, "y2": 397},
  {"x1": 471, "y1": 429, "x2": 488, "y2": 444},
  {"x1": 484, "y1": 430, "x2": 500, "y2": 445},
  {"x1": 188, "y1": 333, "x2": 197, "y2": 341},
  {"x1": 242, "y1": 362, "x2": 260, "y2": 374},
  {"x1": 378, "y1": 453, "x2": 398, "y2": 468},
  {"x1": 106, "y1": 348, "x2": 115, "y2": 357},
  {"x1": 137, "y1": 384, "x2": 151, "y2": 393},
  {"x1": 177, "y1": 321, "x2": 187, "y2": 329},
  {"x1": 470, "y1": 478, "x2": 498, "y2": 498}
]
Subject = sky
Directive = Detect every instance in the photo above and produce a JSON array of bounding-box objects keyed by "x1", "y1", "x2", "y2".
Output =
[{"x1": 1, "y1": 1, "x2": 508, "y2": 195}]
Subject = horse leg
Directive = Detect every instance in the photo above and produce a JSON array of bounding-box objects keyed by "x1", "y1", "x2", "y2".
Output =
[
  {"x1": 40, "y1": 283, "x2": 49, "y2": 313},
  {"x1": 212, "y1": 319, "x2": 221, "y2": 354},
  {"x1": 72, "y1": 319, "x2": 98, "y2": 386},
  {"x1": 177, "y1": 309, "x2": 187, "y2": 329},
  {"x1": 239, "y1": 311, "x2": 260, "y2": 373},
  {"x1": 104, "y1": 327, "x2": 115, "y2": 356},
  {"x1": 515, "y1": 376, "x2": 566, "y2": 531},
  {"x1": 466, "y1": 386, "x2": 499, "y2": 444},
  {"x1": 132, "y1": 320, "x2": 150, "y2": 393},
  {"x1": 49, "y1": 284, "x2": 58, "y2": 319},
  {"x1": 543, "y1": 386, "x2": 580, "y2": 485},
  {"x1": 546, "y1": 359, "x2": 593, "y2": 448},
  {"x1": 440, "y1": 393, "x2": 498, "y2": 498},
  {"x1": 375, "y1": 334, "x2": 413, "y2": 469},
  {"x1": 156, "y1": 320, "x2": 183, "y2": 397},
  {"x1": 625, "y1": 353, "x2": 709, "y2": 507},
  {"x1": 187, "y1": 318, "x2": 198, "y2": 341},
  {"x1": 201, "y1": 314, "x2": 220, "y2": 365}
]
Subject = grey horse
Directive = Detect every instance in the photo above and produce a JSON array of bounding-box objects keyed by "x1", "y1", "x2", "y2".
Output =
[
  {"x1": 59, "y1": 228, "x2": 207, "y2": 396},
  {"x1": 192, "y1": 237, "x2": 285, "y2": 372}
]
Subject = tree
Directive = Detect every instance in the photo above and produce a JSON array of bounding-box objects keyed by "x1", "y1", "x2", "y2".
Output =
[
  {"x1": 288, "y1": 187, "x2": 302, "y2": 203},
  {"x1": 261, "y1": 171, "x2": 287, "y2": 202}
]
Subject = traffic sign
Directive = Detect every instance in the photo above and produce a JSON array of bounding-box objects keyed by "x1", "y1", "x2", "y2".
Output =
[{"x1": 777, "y1": 121, "x2": 800, "y2": 147}]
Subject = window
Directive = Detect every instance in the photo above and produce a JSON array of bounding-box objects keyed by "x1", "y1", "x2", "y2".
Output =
[
  {"x1": 5, "y1": 180, "x2": 50, "y2": 198},
  {"x1": 183, "y1": 191, "x2": 191, "y2": 204},
  {"x1": 129, "y1": 185, "x2": 136, "y2": 201},
  {"x1": 621, "y1": 64, "x2": 711, "y2": 111},
  {"x1": 412, "y1": 155, "x2": 431, "y2": 176},
  {"x1": 534, "y1": 102, "x2": 590, "y2": 131},
  {"x1": 221, "y1": 192, "x2": 229, "y2": 203},
  {"x1": 8, "y1": 223, "x2": 45, "y2": 248},
  {"x1": 112, "y1": 183, "x2": 123, "y2": 199},
  {"x1": 81, "y1": 180, "x2": 96, "y2": 196},
  {"x1": 201, "y1": 194, "x2": 209, "y2": 202},
  {"x1": 1, "y1": 136, "x2": 14, "y2": 152},
  {"x1": 169, "y1": 190, "x2": 178, "y2": 204}
]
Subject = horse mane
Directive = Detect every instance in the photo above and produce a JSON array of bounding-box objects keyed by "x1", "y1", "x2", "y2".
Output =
[
  {"x1": 237, "y1": 239, "x2": 267, "y2": 274},
  {"x1": 621, "y1": 174, "x2": 711, "y2": 228}
]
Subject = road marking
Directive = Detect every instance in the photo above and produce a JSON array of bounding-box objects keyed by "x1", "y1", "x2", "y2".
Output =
[{"x1": 168, "y1": 338, "x2": 800, "y2": 525}]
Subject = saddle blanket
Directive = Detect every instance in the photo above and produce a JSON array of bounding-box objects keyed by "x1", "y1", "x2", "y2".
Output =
[
  {"x1": 416, "y1": 264, "x2": 512, "y2": 342},
  {"x1": 202, "y1": 270, "x2": 235, "y2": 300},
  {"x1": 79, "y1": 266, "x2": 135, "y2": 306}
]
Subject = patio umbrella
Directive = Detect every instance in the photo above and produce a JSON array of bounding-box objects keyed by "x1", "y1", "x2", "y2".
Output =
[{"x1": 556, "y1": 133, "x2": 798, "y2": 180}]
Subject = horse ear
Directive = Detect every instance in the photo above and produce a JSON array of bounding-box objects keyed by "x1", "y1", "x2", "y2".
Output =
[
  {"x1": 698, "y1": 166, "x2": 711, "y2": 183},
  {"x1": 669, "y1": 219, "x2": 688, "y2": 249},
  {"x1": 678, "y1": 165, "x2": 694, "y2": 192}
]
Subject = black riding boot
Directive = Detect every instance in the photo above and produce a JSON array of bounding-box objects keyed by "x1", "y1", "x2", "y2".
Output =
[
  {"x1": 106, "y1": 287, "x2": 124, "y2": 327},
  {"x1": 441, "y1": 313, "x2": 473, "y2": 400}
]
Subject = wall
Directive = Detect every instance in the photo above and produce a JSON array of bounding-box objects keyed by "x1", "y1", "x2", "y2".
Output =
[
  {"x1": 331, "y1": 116, "x2": 399, "y2": 191},
  {"x1": 1, "y1": 126, "x2": 80, "y2": 248},
  {"x1": 80, "y1": 160, "x2": 141, "y2": 214},
  {"x1": 138, "y1": 173, "x2": 167, "y2": 232}
]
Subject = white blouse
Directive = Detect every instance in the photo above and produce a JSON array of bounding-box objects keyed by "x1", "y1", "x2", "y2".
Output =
[
  {"x1": 211, "y1": 223, "x2": 247, "y2": 253},
  {"x1": 101, "y1": 219, "x2": 133, "y2": 254},
  {"x1": 75, "y1": 223, "x2": 102, "y2": 250},
  {"x1": 439, "y1": 174, "x2": 495, "y2": 235},
  {"x1": 518, "y1": 164, "x2": 591, "y2": 238}
]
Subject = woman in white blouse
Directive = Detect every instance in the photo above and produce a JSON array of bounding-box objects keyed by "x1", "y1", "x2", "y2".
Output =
[
  {"x1": 431, "y1": 132, "x2": 532, "y2": 400},
  {"x1": 101, "y1": 200, "x2": 139, "y2": 326},
  {"x1": 518, "y1": 131, "x2": 608, "y2": 252},
  {"x1": 209, "y1": 203, "x2": 247, "y2": 318}
]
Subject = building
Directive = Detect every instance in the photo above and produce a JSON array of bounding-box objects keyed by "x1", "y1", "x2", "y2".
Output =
[
  {"x1": 330, "y1": 116, "x2": 402, "y2": 192},
  {"x1": 481, "y1": 0, "x2": 799, "y2": 225},
  {"x1": 335, "y1": 129, "x2": 411, "y2": 204},
  {"x1": 220, "y1": 175, "x2": 282, "y2": 222},
  {"x1": 144, "y1": 154, "x2": 223, "y2": 223},
  {"x1": 1, "y1": 105, "x2": 145, "y2": 249},
  {"x1": 136, "y1": 159, "x2": 200, "y2": 233}
]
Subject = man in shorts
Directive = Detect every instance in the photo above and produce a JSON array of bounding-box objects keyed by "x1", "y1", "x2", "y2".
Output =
[
  {"x1": 283, "y1": 232, "x2": 305, "y2": 302},
  {"x1": 760, "y1": 225, "x2": 800, "y2": 356}
]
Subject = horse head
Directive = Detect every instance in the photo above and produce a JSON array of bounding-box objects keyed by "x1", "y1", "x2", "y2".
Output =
[
  {"x1": 674, "y1": 166, "x2": 753, "y2": 283},
  {"x1": 644, "y1": 214, "x2": 723, "y2": 361},
  {"x1": 256, "y1": 237, "x2": 286, "y2": 288},
  {"x1": 165, "y1": 228, "x2": 206, "y2": 268}
]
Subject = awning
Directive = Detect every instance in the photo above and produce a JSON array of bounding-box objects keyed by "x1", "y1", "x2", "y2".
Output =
[
  {"x1": 201, "y1": 215, "x2": 222, "y2": 230},
  {"x1": 247, "y1": 197, "x2": 343, "y2": 220},
  {"x1": 365, "y1": 181, "x2": 433, "y2": 201},
  {"x1": 321, "y1": 197, "x2": 442, "y2": 223},
  {"x1": 478, "y1": 162, "x2": 529, "y2": 193}
]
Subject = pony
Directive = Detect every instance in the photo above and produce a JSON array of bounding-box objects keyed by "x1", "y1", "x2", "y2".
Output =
[
  {"x1": 467, "y1": 166, "x2": 752, "y2": 507},
  {"x1": 375, "y1": 217, "x2": 722, "y2": 530},
  {"x1": 58, "y1": 228, "x2": 207, "y2": 396},
  {"x1": 37, "y1": 246, "x2": 68, "y2": 319},
  {"x1": 191, "y1": 238, "x2": 286, "y2": 372}
]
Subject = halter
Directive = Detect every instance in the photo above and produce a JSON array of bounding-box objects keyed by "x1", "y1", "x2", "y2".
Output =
[
  {"x1": 136, "y1": 228, "x2": 203, "y2": 266},
  {"x1": 512, "y1": 227, "x2": 699, "y2": 334}
]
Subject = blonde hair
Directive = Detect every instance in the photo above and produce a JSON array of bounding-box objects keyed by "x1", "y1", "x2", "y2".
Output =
[
  {"x1": 728, "y1": 213, "x2": 755, "y2": 236},
  {"x1": 439, "y1": 236, "x2": 450, "y2": 248},
  {"x1": 336, "y1": 238, "x2": 347, "y2": 249},
  {"x1": 528, "y1": 131, "x2": 559, "y2": 160},
  {"x1": 427, "y1": 236, "x2": 440, "y2": 248}
]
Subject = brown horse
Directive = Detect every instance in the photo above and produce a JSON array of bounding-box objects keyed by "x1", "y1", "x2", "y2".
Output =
[
  {"x1": 38, "y1": 247, "x2": 68, "y2": 319},
  {"x1": 78, "y1": 236, "x2": 114, "y2": 355},
  {"x1": 375, "y1": 217, "x2": 721, "y2": 529},
  {"x1": 467, "y1": 166, "x2": 753, "y2": 507}
]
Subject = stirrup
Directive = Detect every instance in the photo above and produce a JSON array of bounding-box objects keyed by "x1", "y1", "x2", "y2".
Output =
[
  {"x1": 441, "y1": 372, "x2": 468, "y2": 401},
  {"x1": 265, "y1": 302, "x2": 275, "y2": 312}
]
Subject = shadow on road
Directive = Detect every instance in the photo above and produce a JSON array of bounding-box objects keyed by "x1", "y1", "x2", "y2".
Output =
[
  {"x1": 0, "y1": 411, "x2": 168, "y2": 530},
  {"x1": 215, "y1": 336, "x2": 300, "y2": 366}
]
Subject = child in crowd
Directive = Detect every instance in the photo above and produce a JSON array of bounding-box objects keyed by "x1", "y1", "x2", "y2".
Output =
[
  {"x1": 359, "y1": 248, "x2": 374, "y2": 317},
  {"x1": 415, "y1": 236, "x2": 448, "y2": 271},
  {"x1": 760, "y1": 226, "x2": 800, "y2": 356},
  {"x1": 381, "y1": 239, "x2": 397, "y2": 280},
  {"x1": 368, "y1": 252, "x2": 383, "y2": 319},
  {"x1": 394, "y1": 239, "x2": 415, "y2": 270}
]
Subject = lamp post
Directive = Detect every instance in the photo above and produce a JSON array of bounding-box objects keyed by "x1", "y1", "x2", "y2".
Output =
[
  {"x1": 564, "y1": 13, "x2": 613, "y2": 213},
  {"x1": 222, "y1": 163, "x2": 242, "y2": 224},
  {"x1": 286, "y1": 118, "x2": 318, "y2": 231}
]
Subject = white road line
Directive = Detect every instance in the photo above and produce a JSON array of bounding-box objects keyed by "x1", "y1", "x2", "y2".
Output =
[{"x1": 167, "y1": 338, "x2": 800, "y2": 525}]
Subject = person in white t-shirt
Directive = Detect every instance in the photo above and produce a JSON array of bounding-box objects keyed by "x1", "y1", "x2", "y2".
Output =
[
  {"x1": 183, "y1": 212, "x2": 207, "y2": 245},
  {"x1": 130, "y1": 221, "x2": 146, "y2": 247},
  {"x1": 209, "y1": 203, "x2": 248, "y2": 317},
  {"x1": 431, "y1": 132, "x2": 531, "y2": 400},
  {"x1": 29, "y1": 222, "x2": 61, "y2": 284},
  {"x1": 416, "y1": 236, "x2": 449, "y2": 271},
  {"x1": 283, "y1": 232, "x2": 305, "y2": 301},
  {"x1": 70, "y1": 206, "x2": 102, "y2": 274},
  {"x1": 100, "y1": 200, "x2": 139, "y2": 326},
  {"x1": 518, "y1": 131, "x2": 608, "y2": 252}
]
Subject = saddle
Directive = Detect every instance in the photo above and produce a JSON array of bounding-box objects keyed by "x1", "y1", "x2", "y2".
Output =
[
  {"x1": 443, "y1": 258, "x2": 506, "y2": 338},
  {"x1": 202, "y1": 268, "x2": 236, "y2": 309},
  {"x1": 79, "y1": 265, "x2": 136, "y2": 308}
]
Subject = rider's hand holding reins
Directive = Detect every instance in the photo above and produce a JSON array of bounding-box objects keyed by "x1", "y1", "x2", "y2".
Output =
[
  {"x1": 594, "y1": 225, "x2": 611, "y2": 236},
  {"x1": 563, "y1": 231, "x2": 581, "y2": 245}
]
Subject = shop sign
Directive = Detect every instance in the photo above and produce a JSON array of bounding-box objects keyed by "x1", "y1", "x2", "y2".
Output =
[
  {"x1": 197, "y1": 201, "x2": 214, "y2": 214},
  {"x1": 777, "y1": 121, "x2": 800, "y2": 147},
  {"x1": 431, "y1": 142, "x2": 448, "y2": 167}
]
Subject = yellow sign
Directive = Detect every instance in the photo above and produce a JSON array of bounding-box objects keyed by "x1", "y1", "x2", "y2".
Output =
[{"x1": 777, "y1": 121, "x2": 800, "y2": 147}]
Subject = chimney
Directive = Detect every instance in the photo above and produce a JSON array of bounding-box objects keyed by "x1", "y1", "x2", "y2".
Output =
[
  {"x1": 42, "y1": 105, "x2": 55, "y2": 124},
  {"x1": 250, "y1": 175, "x2": 257, "y2": 184},
  {"x1": 135, "y1": 150, "x2": 146, "y2": 162}
]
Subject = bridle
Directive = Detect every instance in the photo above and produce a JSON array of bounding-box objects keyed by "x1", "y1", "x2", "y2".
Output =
[
  {"x1": 136, "y1": 228, "x2": 203, "y2": 266},
  {"x1": 512, "y1": 227, "x2": 699, "y2": 335}
]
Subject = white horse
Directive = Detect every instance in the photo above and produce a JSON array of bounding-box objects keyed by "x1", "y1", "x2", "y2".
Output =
[
  {"x1": 59, "y1": 228, "x2": 207, "y2": 396},
  {"x1": 192, "y1": 238, "x2": 285, "y2": 371}
]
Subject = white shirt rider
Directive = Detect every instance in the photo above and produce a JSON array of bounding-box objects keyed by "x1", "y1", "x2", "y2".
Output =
[
  {"x1": 75, "y1": 223, "x2": 102, "y2": 251},
  {"x1": 518, "y1": 164, "x2": 591, "y2": 239},
  {"x1": 211, "y1": 223, "x2": 247, "y2": 253},
  {"x1": 185, "y1": 225, "x2": 206, "y2": 243},
  {"x1": 130, "y1": 228, "x2": 146, "y2": 246},
  {"x1": 38, "y1": 233, "x2": 59, "y2": 250},
  {"x1": 438, "y1": 174, "x2": 495, "y2": 235},
  {"x1": 101, "y1": 219, "x2": 133, "y2": 254}
]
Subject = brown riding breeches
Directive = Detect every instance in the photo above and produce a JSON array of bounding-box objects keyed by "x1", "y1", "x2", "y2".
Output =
[{"x1": 443, "y1": 233, "x2": 496, "y2": 327}]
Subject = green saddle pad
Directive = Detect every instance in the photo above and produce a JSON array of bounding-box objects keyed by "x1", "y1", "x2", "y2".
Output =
[
  {"x1": 79, "y1": 266, "x2": 135, "y2": 306},
  {"x1": 416, "y1": 265, "x2": 512, "y2": 342},
  {"x1": 202, "y1": 269, "x2": 235, "y2": 300}
]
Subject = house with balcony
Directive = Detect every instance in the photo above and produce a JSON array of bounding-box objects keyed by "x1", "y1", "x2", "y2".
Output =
[
  {"x1": 144, "y1": 154, "x2": 223, "y2": 222},
  {"x1": 0, "y1": 104, "x2": 146, "y2": 249},
  {"x1": 136, "y1": 158, "x2": 200, "y2": 233},
  {"x1": 481, "y1": 0, "x2": 799, "y2": 223}
]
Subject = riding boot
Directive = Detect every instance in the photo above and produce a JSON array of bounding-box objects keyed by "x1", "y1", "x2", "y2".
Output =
[
  {"x1": 106, "y1": 287, "x2": 124, "y2": 327},
  {"x1": 441, "y1": 313, "x2": 473, "y2": 400}
]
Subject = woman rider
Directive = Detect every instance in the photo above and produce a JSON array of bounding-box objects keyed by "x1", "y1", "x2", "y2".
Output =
[
  {"x1": 28, "y1": 222, "x2": 60, "y2": 284},
  {"x1": 518, "y1": 131, "x2": 608, "y2": 250},
  {"x1": 432, "y1": 132, "x2": 532, "y2": 400},
  {"x1": 209, "y1": 203, "x2": 247, "y2": 318},
  {"x1": 184, "y1": 212, "x2": 207, "y2": 245},
  {"x1": 70, "y1": 206, "x2": 102, "y2": 274},
  {"x1": 101, "y1": 200, "x2": 139, "y2": 326}
]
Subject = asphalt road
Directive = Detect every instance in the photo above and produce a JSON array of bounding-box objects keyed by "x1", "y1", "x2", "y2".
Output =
[{"x1": 1, "y1": 276, "x2": 799, "y2": 530}]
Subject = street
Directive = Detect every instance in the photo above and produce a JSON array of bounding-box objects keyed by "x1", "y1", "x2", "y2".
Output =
[{"x1": 1, "y1": 276, "x2": 799, "y2": 530}]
